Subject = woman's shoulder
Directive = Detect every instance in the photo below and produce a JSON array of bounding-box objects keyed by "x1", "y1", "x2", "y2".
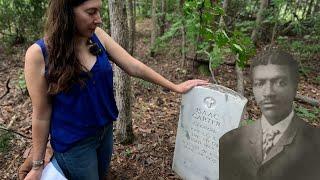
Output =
[
  {"x1": 95, "y1": 27, "x2": 109, "y2": 39},
  {"x1": 25, "y1": 42, "x2": 45, "y2": 69},
  {"x1": 94, "y1": 27, "x2": 110, "y2": 46}
]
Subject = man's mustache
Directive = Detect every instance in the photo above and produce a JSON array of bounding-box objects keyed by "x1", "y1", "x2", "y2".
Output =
[{"x1": 259, "y1": 99, "x2": 279, "y2": 105}]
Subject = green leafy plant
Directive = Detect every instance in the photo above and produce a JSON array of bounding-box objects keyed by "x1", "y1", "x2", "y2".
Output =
[
  {"x1": 136, "y1": 78, "x2": 156, "y2": 90},
  {"x1": 240, "y1": 118, "x2": 255, "y2": 127},
  {"x1": 0, "y1": 0, "x2": 47, "y2": 46},
  {"x1": 0, "y1": 131, "x2": 13, "y2": 153},
  {"x1": 124, "y1": 148, "x2": 132, "y2": 157},
  {"x1": 155, "y1": 0, "x2": 255, "y2": 75},
  {"x1": 315, "y1": 76, "x2": 320, "y2": 85},
  {"x1": 295, "y1": 106, "x2": 319, "y2": 123},
  {"x1": 18, "y1": 72, "x2": 28, "y2": 95},
  {"x1": 197, "y1": 64, "x2": 211, "y2": 76},
  {"x1": 299, "y1": 66, "x2": 311, "y2": 77}
]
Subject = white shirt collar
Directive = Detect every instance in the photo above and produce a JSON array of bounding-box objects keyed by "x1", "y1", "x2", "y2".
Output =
[{"x1": 261, "y1": 110, "x2": 294, "y2": 144}]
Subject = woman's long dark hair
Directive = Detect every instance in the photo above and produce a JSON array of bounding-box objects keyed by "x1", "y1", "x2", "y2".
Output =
[{"x1": 44, "y1": 0, "x2": 89, "y2": 95}]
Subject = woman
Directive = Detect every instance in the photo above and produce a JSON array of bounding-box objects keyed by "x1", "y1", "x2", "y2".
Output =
[{"x1": 24, "y1": 0, "x2": 208, "y2": 179}]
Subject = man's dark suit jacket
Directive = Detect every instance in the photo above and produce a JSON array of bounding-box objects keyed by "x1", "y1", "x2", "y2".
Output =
[{"x1": 219, "y1": 115, "x2": 320, "y2": 180}]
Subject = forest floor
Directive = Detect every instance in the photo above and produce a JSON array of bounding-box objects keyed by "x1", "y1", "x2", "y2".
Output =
[{"x1": 0, "y1": 19, "x2": 319, "y2": 180}]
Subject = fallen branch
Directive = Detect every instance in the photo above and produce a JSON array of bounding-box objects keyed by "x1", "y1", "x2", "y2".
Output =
[
  {"x1": 0, "y1": 103, "x2": 13, "y2": 106},
  {"x1": 0, "y1": 126, "x2": 31, "y2": 139},
  {"x1": 295, "y1": 94, "x2": 320, "y2": 107},
  {"x1": 0, "y1": 78, "x2": 10, "y2": 100}
]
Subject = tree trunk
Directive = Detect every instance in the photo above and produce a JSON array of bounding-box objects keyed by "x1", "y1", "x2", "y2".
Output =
[
  {"x1": 313, "y1": 0, "x2": 320, "y2": 16},
  {"x1": 150, "y1": 0, "x2": 157, "y2": 57},
  {"x1": 301, "y1": 0, "x2": 310, "y2": 19},
  {"x1": 219, "y1": 0, "x2": 229, "y2": 27},
  {"x1": 133, "y1": 0, "x2": 137, "y2": 21},
  {"x1": 236, "y1": 65, "x2": 244, "y2": 96},
  {"x1": 251, "y1": 0, "x2": 269, "y2": 44},
  {"x1": 108, "y1": 0, "x2": 134, "y2": 144},
  {"x1": 236, "y1": 64, "x2": 249, "y2": 121},
  {"x1": 180, "y1": 0, "x2": 186, "y2": 67},
  {"x1": 159, "y1": 0, "x2": 167, "y2": 36},
  {"x1": 194, "y1": 1, "x2": 205, "y2": 63},
  {"x1": 127, "y1": 0, "x2": 135, "y2": 55}
]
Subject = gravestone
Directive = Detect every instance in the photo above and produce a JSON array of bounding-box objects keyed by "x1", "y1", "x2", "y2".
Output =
[{"x1": 172, "y1": 85, "x2": 247, "y2": 180}]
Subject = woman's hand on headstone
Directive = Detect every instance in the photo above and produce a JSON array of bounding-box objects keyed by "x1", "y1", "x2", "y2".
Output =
[{"x1": 174, "y1": 79, "x2": 210, "y2": 94}]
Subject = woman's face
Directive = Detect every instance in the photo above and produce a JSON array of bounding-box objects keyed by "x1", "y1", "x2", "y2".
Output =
[{"x1": 73, "y1": 0, "x2": 102, "y2": 38}]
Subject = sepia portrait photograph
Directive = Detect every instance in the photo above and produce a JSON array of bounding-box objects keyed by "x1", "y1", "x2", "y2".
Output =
[{"x1": 220, "y1": 50, "x2": 320, "y2": 180}]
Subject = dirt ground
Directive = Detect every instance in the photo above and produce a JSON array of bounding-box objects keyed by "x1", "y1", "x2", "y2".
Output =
[{"x1": 0, "y1": 19, "x2": 319, "y2": 179}]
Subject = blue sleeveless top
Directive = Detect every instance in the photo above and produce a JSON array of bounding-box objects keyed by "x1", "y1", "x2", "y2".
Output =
[{"x1": 35, "y1": 34, "x2": 118, "y2": 152}]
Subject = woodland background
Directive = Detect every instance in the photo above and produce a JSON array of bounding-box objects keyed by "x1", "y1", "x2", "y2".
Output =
[{"x1": 0, "y1": 0, "x2": 319, "y2": 179}]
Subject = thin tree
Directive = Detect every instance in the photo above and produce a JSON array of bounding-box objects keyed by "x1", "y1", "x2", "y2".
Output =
[
  {"x1": 313, "y1": 0, "x2": 319, "y2": 16},
  {"x1": 108, "y1": 0, "x2": 134, "y2": 144},
  {"x1": 219, "y1": 0, "x2": 248, "y2": 121},
  {"x1": 180, "y1": 0, "x2": 187, "y2": 67},
  {"x1": 150, "y1": 0, "x2": 157, "y2": 57},
  {"x1": 127, "y1": 0, "x2": 136, "y2": 55},
  {"x1": 251, "y1": 0, "x2": 269, "y2": 45},
  {"x1": 159, "y1": 0, "x2": 167, "y2": 36},
  {"x1": 306, "y1": 0, "x2": 315, "y2": 17},
  {"x1": 219, "y1": 0, "x2": 229, "y2": 27}
]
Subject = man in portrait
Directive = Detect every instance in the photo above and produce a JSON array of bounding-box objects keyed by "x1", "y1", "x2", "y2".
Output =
[{"x1": 219, "y1": 50, "x2": 320, "y2": 180}]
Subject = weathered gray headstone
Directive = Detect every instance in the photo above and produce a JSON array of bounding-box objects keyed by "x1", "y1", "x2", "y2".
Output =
[{"x1": 172, "y1": 85, "x2": 247, "y2": 180}]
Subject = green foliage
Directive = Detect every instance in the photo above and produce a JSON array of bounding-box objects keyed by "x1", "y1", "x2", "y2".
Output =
[
  {"x1": 295, "y1": 106, "x2": 320, "y2": 123},
  {"x1": 240, "y1": 118, "x2": 255, "y2": 127},
  {"x1": 291, "y1": 21, "x2": 305, "y2": 36},
  {"x1": 136, "y1": 78, "x2": 156, "y2": 90},
  {"x1": 299, "y1": 66, "x2": 311, "y2": 77},
  {"x1": 197, "y1": 64, "x2": 211, "y2": 76},
  {"x1": 18, "y1": 71, "x2": 28, "y2": 95},
  {"x1": 277, "y1": 38, "x2": 320, "y2": 58},
  {"x1": 136, "y1": 0, "x2": 152, "y2": 18},
  {"x1": 277, "y1": 37, "x2": 319, "y2": 81},
  {"x1": 155, "y1": 0, "x2": 255, "y2": 73},
  {"x1": 0, "y1": 0, "x2": 109, "y2": 47},
  {"x1": 0, "y1": 0, "x2": 47, "y2": 46},
  {"x1": 315, "y1": 76, "x2": 320, "y2": 85},
  {"x1": 252, "y1": 0, "x2": 320, "y2": 42},
  {"x1": 200, "y1": 29, "x2": 255, "y2": 70},
  {"x1": 154, "y1": 18, "x2": 182, "y2": 51},
  {"x1": 124, "y1": 148, "x2": 132, "y2": 157},
  {"x1": 229, "y1": 30, "x2": 256, "y2": 68},
  {"x1": 0, "y1": 131, "x2": 13, "y2": 153},
  {"x1": 100, "y1": 0, "x2": 110, "y2": 29},
  {"x1": 234, "y1": 20, "x2": 255, "y2": 33},
  {"x1": 313, "y1": 14, "x2": 320, "y2": 36}
]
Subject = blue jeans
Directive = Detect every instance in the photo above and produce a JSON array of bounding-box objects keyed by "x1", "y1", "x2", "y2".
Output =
[{"x1": 54, "y1": 123, "x2": 113, "y2": 180}]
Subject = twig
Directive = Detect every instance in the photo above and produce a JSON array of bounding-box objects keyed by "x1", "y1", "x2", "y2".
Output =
[
  {"x1": 0, "y1": 103, "x2": 13, "y2": 107},
  {"x1": 0, "y1": 78, "x2": 10, "y2": 100},
  {"x1": 6, "y1": 154, "x2": 19, "y2": 172},
  {"x1": 0, "y1": 127, "x2": 31, "y2": 139}
]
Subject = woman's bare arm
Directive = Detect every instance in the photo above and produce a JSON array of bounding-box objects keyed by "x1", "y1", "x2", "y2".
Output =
[
  {"x1": 95, "y1": 27, "x2": 209, "y2": 93},
  {"x1": 24, "y1": 44, "x2": 52, "y2": 178}
]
